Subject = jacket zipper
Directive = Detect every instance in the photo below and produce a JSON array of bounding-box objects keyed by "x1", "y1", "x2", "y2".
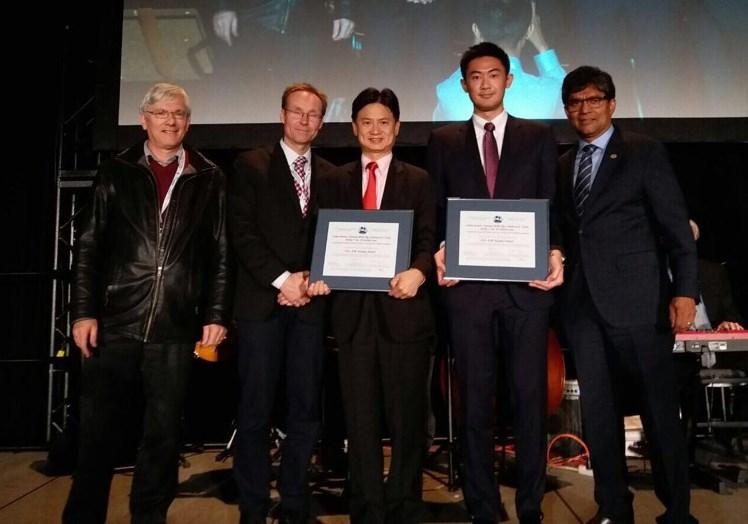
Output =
[
  {"x1": 143, "y1": 171, "x2": 165, "y2": 342},
  {"x1": 142, "y1": 167, "x2": 205, "y2": 341}
]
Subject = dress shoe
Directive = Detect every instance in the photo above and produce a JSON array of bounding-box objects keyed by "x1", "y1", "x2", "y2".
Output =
[
  {"x1": 519, "y1": 511, "x2": 543, "y2": 524},
  {"x1": 655, "y1": 513, "x2": 699, "y2": 524}
]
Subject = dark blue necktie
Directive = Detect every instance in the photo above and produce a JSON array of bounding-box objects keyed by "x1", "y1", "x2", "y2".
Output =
[{"x1": 573, "y1": 144, "x2": 596, "y2": 216}]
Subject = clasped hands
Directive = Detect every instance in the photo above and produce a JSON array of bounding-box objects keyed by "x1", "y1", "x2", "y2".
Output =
[{"x1": 277, "y1": 271, "x2": 312, "y2": 307}]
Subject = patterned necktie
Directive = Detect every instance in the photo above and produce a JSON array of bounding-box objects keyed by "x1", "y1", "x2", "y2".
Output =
[
  {"x1": 573, "y1": 144, "x2": 596, "y2": 216},
  {"x1": 362, "y1": 161, "x2": 378, "y2": 210},
  {"x1": 292, "y1": 156, "x2": 309, "y2": 217},
  {"x1": 483, "y1": 122, "x2": 499, "y2": 197}
]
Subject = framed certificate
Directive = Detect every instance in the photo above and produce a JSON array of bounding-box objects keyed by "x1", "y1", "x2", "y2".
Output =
[
  {"x1": 445, "y1": 198, "x2": 549, "y2": 282},
  {"x1": 310, "y1": 209, "x2": 414, "y2": 291}
]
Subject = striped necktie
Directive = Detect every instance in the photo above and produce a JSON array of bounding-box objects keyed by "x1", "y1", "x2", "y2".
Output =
[
  {"x1": 292, "y1": 156, "x2": 309, "y2": 217},
  {"x1": 573, "y1": 144, "x2": 596, "y2": 216}
]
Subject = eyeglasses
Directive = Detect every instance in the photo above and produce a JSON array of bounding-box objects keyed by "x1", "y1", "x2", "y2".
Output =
[
  {"x1": 284, "y1": 108, "x2": 323, "y2": 123},
  {"x1": 565, "y1": 96, "x2": 607, "y2": 112},
  {"x1": 144, "y1": 109, "x2": 189, "y2": 121}
]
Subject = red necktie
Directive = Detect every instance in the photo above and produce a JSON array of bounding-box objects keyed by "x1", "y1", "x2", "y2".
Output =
[
  {"x1": 362, "y1": 161, "x2": 378, "y2": 210},
  {"x1": 483, "y1": 122, "x2": 499, "y2": 197}
]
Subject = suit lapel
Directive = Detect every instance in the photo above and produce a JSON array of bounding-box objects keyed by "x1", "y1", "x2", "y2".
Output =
[
  {"x1": 462, "y1": 120, "x2": 489, "y2": 197},
  {"x1": 347, "y1": 161, "x2": 363, "y2": 209},
  {"x1": 309, "y1": 153, "x2": 320, "y2": 208},
  {"x1": 271, "y1": 143, "x2": 304, "y2": 220},
  {"x1": 584, "y1": 127, "x2": 623, "y2": 219},
  {"x1": 380, "y1": 158, "x2": 403, "y2": 210},
  {"x1": 496, "y1": 116, "x2": 521, "y2": 197},
  {"x1": 559, "y1": 147, "x2": 579, "y2": 224}
]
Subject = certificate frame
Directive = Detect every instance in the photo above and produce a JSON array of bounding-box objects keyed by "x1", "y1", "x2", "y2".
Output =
[
  {"x1": 445, "y1": 198, "x2": 549, "y2": 282},
  {"x1": 310, "y1": 209, "x2": 414, "y2": 291}
]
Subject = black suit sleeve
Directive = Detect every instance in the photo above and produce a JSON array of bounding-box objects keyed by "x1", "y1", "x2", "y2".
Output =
[
  {"x1": 228, "y1": 152, "x2": 288, "y2": 287},
  {"x1": 642, "y1": 142, "x2": 698, "y2": 299},
  {"x1": 426, "y1": 130, "x2": 448, "y2": 244},
  {"x1": 202, "y1": 168, "x2": 231, "y2": 327},
  {"x1": 537, "y1": 127, "x2": 562, "y2": 249},
  {"x1": 408, "y1": 167, "x2": 437, "y2": 278}
]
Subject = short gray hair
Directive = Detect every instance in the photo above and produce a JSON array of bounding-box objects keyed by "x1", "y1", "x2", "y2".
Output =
[{"x1": 139, "y1": 83, "x2": 191, "y2": 115}]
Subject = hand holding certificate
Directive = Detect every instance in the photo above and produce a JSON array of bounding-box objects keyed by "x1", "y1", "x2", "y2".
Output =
[
  {"x1": 444, "y1": 198, "x2": 551, "y2": 282},
  {"x1": 528, "y1": 249, "x2": 565, "y2": 291},
  {"x1": 310, "y1": 209, "x2": 414, "y2": 292}
]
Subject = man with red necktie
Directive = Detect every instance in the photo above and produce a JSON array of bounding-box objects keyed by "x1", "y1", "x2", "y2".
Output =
[{"x1": 308, "y1": 87, "x2": 436, "y2": 523}]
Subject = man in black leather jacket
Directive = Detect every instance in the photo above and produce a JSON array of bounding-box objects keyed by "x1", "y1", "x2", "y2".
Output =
[{"x1": 63, "y1": 83, "x2": 230, "y2": 524}]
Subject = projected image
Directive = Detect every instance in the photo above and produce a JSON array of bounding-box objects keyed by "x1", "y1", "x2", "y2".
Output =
[{"x1": 118, "y1": 0, "x2": 748, "y2": 124}]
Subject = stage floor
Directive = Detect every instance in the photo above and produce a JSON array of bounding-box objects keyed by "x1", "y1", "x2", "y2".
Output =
[{"x1": 1, "y1": 447, "x2": 746, "y2": 523}]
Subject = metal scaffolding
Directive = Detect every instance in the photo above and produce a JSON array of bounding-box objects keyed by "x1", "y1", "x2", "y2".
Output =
[
  {"x1": 46, "y1": 170, "x2": 95, "y2": 442},
  {"x1": 47, "y1": 83, "x2": 108, "y2": 442}
]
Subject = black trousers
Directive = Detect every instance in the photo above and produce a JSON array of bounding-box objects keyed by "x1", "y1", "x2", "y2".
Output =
[
  {"x1": 447, "y1": 284, "x2": 549, "y2": 521},
  {"x1": 233, "y1": 309, "x2": 325, "y2": 517},
  {"x1": 564, "y1": 274, "x2": 692, "y2": 524},
  {"x1": 338, "y1": 297, "x2": 431, "y2": 524},
  {"x1": 63, "y1": 339, "x2": 193, "y2": 524}
]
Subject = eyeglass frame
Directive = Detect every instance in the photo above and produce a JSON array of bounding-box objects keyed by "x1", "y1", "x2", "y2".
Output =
[
  {"x1": 143, "y1": 109, "x2": 190, "y2": 121},
  {"x1": 564, "y1": 96, "x2": 609, "y2": 112},
  {"x1": 283, "y1": 107, "x2": 323, "y2": 123}
]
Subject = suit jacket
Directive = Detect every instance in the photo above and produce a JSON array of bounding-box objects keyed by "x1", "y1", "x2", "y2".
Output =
[
  {"x1": 557, "y1": 127, "x2": 698, "y2": 327},
  {"x1": 229, "y1": 143, "x2": 334, "y2": 322},
  {"x1": 426, "y1": 115, "x2": 559, "y2": 311},
  {"x1": 318, "y1": 158, "x2": 436, "y2": 344}
]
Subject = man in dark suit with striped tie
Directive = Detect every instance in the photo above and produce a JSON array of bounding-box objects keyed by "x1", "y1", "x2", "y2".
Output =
[
  {"x1": 228, "y1": 83, "x2": 334, "y2": 524},
  {"x1": 556, "y1": 66, "x2": 698, "y2": 524}
]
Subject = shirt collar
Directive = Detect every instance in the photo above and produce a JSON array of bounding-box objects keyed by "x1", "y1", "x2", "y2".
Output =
[
  {"x1": 579, "y1": 124, "x2": 615, "y2": 151},
  {"x1": 472, "y1": 109, "x2": 508, "y2": 133},
  {"x1": 361, "y1": 152, "x2": 393, "y2": 176},
  {"x1": 280, "y1": 138, "x2": 312, "y2": 167},
  {"x1": 144, "y1": 142, "x2": 184, "y2": 166}
]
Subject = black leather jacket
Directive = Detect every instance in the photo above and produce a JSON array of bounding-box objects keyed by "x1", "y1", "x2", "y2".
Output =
[{"x1": 71, "y1": 142, "x2": 230, "y2": 343}]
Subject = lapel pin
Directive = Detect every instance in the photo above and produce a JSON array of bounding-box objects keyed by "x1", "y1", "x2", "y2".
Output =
[{"x1": 610, "y1": 153, "x2": 618, "y2": 159}]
